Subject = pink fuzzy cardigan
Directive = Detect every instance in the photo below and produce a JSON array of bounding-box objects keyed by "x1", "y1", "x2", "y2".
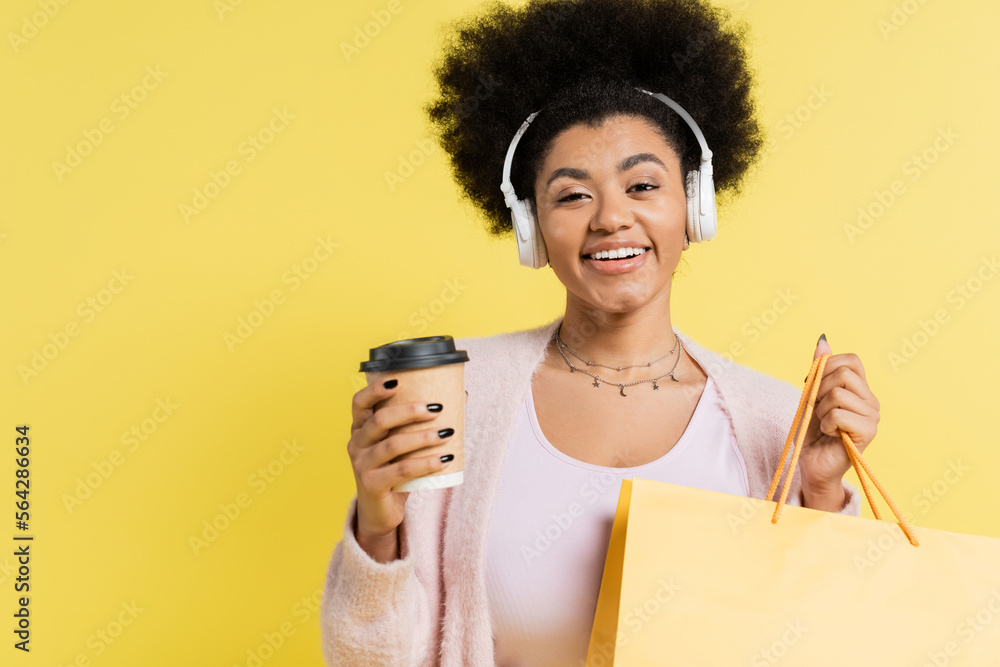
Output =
[{"x1": 320, "y1": 315, "x2": 861, "y2": 665}]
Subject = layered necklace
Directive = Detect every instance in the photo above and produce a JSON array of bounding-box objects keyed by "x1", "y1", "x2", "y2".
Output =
[{"x1": 554, "y1": 323, "x2": 683, "y2": 397}]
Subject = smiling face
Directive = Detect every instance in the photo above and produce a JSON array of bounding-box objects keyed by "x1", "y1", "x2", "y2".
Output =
[{"x1": 533, "y1": 114, "x2": 688, "y2": 315}]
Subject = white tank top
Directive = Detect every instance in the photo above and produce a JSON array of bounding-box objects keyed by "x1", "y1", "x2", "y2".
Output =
[{"x1": 485, "y1": 376, "x2": 749, "y2": 666}]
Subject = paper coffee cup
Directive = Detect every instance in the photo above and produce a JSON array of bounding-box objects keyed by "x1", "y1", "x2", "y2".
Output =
[{"x1": 360, "y1": 335, "x2": 469, "y2": 492}]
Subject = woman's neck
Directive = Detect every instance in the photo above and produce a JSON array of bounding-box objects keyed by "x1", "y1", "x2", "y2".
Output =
[{"x1": 556, "y1": 291, "x2": 678, "y2": 373}]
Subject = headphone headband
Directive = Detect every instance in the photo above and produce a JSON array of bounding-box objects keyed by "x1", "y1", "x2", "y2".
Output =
[
  {"x1": 500, "y1": 111, "x2": 539, "y2": 244},
  {"x1": 636, "y1": 89, "x2": 712, "y2": 163}
]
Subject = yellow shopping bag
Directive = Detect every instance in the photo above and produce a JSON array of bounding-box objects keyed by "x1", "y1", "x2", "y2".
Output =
[{"x1": 587, "y1": 354, "x2": 1000, "y2": 666}]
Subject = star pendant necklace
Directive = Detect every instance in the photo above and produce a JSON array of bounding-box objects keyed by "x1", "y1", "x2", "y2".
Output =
[{"x1": 554, "y1": 323, "x2": 684, "y2": 397}]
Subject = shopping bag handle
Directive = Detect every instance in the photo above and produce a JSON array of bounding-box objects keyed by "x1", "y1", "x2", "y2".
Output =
[{"x1": 765, "y1": 353, "x2": 919, "y2": 547}]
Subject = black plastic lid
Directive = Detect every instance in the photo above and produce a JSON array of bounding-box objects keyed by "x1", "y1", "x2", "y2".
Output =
[{"x1": 360, "y1": 335, "x2": 469, "y2": 373}]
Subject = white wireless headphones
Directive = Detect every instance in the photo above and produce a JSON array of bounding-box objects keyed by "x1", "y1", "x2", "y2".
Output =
[{"x1": 499, "y1": 88, "x2": 717, "y2": 269}]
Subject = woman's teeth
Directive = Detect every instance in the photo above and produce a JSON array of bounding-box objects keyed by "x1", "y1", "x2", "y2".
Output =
[{"x1": 584, "y1": 247, "x2": 648, "y2": 261}]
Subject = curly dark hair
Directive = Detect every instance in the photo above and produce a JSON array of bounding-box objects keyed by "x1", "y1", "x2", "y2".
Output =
[{"x1": 426, "y1": 0, "x2": 763, "y2": 238}]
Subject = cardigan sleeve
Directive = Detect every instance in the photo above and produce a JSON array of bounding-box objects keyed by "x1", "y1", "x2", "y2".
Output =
[
  {"x1": 790, "y1": 480, "x2": 862, "y2": 516},
  {"x1": 837, "y1": 481, "x2": 862, "y2": 516},
  {"x1": 319, "y1": 497, "x2": 434, "y2": 666}
]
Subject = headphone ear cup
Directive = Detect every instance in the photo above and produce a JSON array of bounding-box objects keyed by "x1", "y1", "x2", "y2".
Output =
[
  {"x1": 529, "y1": 201, "x2": 548, "y2": 269},
  {"x1": 685, "y1": 170, "x2": 702, "y2": 243},
  {"x1": 512, "y1": 198, "x2": 546, "y2": 269}
]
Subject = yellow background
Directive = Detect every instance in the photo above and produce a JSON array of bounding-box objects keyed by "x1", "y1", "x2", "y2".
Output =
[{"x1": 1, "y1": 0, "x2": 996, "y2": 663}]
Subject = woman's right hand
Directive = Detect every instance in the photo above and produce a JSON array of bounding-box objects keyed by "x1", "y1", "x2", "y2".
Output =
[{"x1": 347, "y1": 378, "x2": 456, "y2": 562}]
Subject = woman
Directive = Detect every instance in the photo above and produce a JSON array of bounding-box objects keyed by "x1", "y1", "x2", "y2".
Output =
[{"x1": 322, "y1": 0, "x2": 880, "y2": 664}]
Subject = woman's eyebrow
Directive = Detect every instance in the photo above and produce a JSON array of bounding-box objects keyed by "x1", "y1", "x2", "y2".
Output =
[
  {"x1": 618, "y1": 152, "x2": 664, "y2": 172},
  {"x1": 545, "y1": 153, "x2": 666, "y2": 189},
  {"x1": 545, "y1": 167, "x2": 589, "y2": 189}
]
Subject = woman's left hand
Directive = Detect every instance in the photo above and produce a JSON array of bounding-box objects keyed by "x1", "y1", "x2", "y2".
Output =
[{"x1": 798, "y1": 335, "x2": 881, "y2": 512}]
